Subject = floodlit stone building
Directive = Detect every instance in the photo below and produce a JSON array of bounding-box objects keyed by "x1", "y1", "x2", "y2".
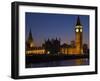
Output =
[{"x1": 26, "y1": 16, "x2": 86, "y2": 55}]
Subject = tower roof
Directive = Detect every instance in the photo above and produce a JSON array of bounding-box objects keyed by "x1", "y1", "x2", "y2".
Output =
[{"x1": 76, "y1": 16, "x2": 82, "y2": 26}]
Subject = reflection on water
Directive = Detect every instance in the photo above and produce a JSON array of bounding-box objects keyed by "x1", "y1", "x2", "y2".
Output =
[{"x1": 26, "y1": 58, "x2": 89, "y2": 68}]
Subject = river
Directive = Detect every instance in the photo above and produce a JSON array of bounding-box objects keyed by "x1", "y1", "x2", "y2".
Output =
[{"x1": 26, "y1": 58, "x2": 89, "y2": 68}]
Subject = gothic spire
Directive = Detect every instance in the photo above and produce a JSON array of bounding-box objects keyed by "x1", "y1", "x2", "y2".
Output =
[
  {"x1": 28, "y1": 28, "x2": 33, "y2": 41},
  {"x1": 76, "y1": 16, "x2": 82, "y2": 26}
]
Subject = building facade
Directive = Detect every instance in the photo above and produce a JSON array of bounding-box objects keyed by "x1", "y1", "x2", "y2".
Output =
[
  {"x1": 26, "y1": 16, "x2": 84, "y2": 55},
  {"x1": 61, "y1": 16, "x2": 83, "y2": 54}
]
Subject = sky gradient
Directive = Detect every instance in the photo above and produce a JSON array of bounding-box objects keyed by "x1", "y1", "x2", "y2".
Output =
[{"x1": 25, "y1": 12, "x2": 89, "y2": 47}]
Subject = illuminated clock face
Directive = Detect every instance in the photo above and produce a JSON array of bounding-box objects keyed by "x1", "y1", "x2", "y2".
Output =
[
  {"x1": 76, "y1": 29, "x2": 79, "y2": 32},
  {"x1": 80, "y1": 29, "x2": 82, "y2": 32}
]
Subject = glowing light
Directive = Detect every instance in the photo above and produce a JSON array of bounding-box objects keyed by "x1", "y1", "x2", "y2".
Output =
[
  {"x1": 76, "y1": 26, "x2": 82, "y2": 28},
  {"x1": 26, "y1": 49, "x2": 45, "y2": 54},
  {"x1": 30, "y1": 43, "x2": 34, "y2": 47},
  {"x1": 76, "y1": 29, "x2": 79, "y2": 32},
  {"x1": 80, "y1": 29, "x2": 82, "y2": 32},
  {"x1": 47, "y1": 51, "x2": 50, "y2": 54}
]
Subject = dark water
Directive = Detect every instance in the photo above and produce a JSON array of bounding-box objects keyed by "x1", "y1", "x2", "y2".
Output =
[{"x1": 26, "y1": 58, "x2": 89, "y2": 68}]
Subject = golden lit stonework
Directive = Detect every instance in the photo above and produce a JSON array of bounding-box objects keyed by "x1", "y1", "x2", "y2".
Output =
[{"x1": 26, "y1": 16, "x2": 84, "y2": 55}]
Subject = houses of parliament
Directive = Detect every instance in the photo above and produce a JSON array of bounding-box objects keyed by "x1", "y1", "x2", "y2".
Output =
[{"x1": 26, "y1": 16, "x2": 89, "y2": 55}]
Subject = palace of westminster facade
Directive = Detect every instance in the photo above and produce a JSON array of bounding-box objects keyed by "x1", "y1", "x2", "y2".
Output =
[{"x1": 26, "y1": 16, "x2": 89, "y2": 55}]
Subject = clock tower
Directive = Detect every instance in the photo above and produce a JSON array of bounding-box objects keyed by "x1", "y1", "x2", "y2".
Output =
[{"x1": 75, "y1": 16, "x2": 83, "y2": 54}]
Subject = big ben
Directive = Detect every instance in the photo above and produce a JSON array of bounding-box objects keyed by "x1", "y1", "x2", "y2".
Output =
[{"x1": 75, "y1": 16, "x2": 83, "y2": 54}]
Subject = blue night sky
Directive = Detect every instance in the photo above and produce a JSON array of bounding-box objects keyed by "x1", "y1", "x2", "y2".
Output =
[{"x1": 25, "y1": 12, "x2": 89, "y2": 46}]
